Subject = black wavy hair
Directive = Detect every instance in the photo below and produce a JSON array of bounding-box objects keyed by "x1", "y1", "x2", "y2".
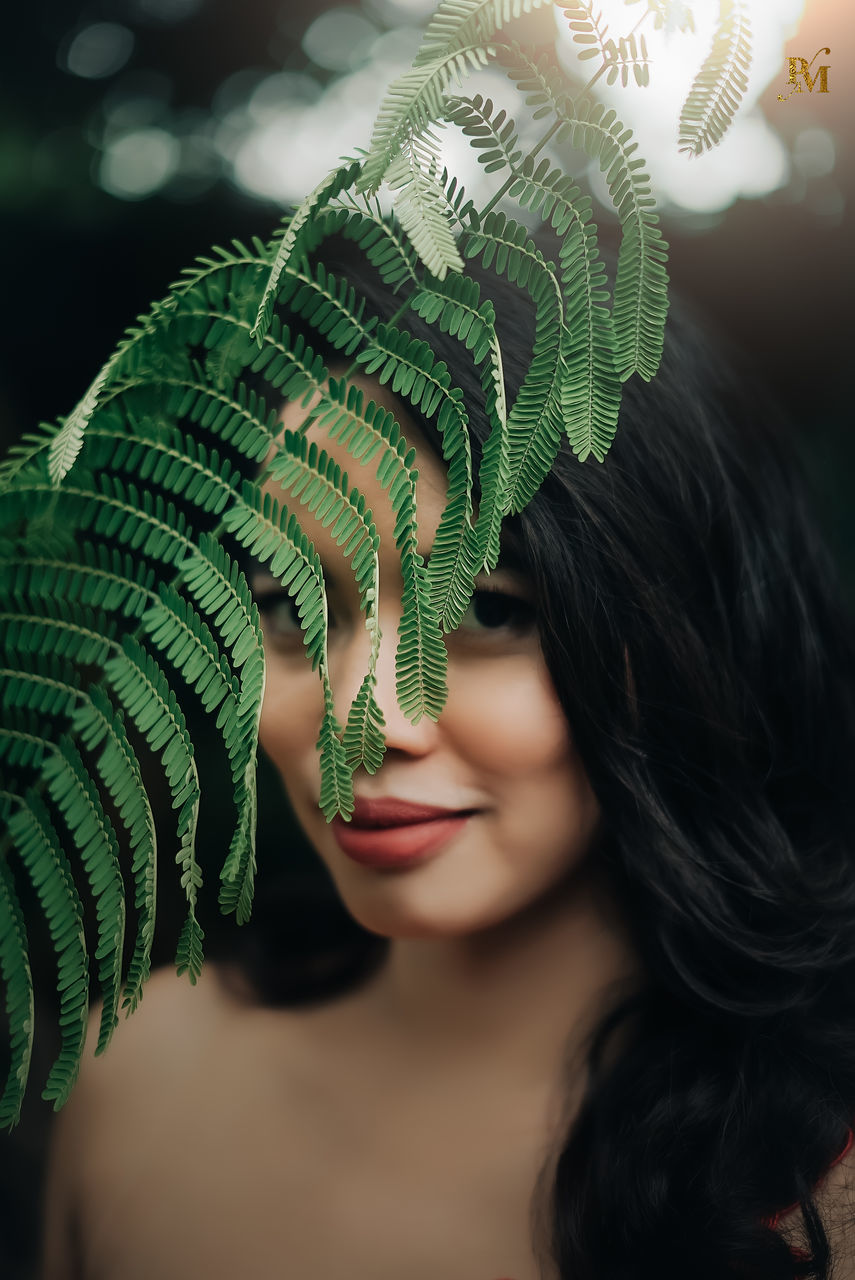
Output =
[{"x1": 236, "y1": 229, "x2": 855, "y2": 1280}]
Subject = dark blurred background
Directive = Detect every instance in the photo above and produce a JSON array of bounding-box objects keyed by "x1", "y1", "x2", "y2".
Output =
[{"x1": 0, "y1": 0, "x2": 852, "y2": 1275}]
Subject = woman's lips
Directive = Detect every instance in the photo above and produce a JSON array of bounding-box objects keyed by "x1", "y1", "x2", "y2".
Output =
[{"x1": 330, "y1": 799, "x2": 477, "y2": 868}]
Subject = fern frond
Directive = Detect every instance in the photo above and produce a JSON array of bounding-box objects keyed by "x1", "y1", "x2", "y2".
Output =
[
  {"x1": 408, "y1": 267, "x2": 506, "y2": 616},
  {"x1": 500, "y1": 46, "x2": 669, "y2": 383},
  {"x1": 171, "y1": 237, "x2": 272, "y2": 296},
  {"x1": 0, "y1": 421, "x2": 64, "y2": 492},
  {"x1": 559, "y1": 1, "x2": 613, "y2": 64},
  {"x1": 338, "y1": 201, "x2": 421, "y2": 291},
  {"x1": 252, "y1": 159, "x2": 363, "y2": 344},
  {"x1": 222, "y1": 484, "x2": 329, "y2": 672},
  {"x1": 2, "y1": 474, "x2": 195, "y2": 568},
  {"x1": 354, "y1": 322, "x2": 483, "y2": 625},
  {"x1": 1, "y1": 543, "x2": 158, "y2": 623},
  {"x1": 463, "y1": 213, "x2": 564, "y2": 513},
  {"x1": 103, "y1": 634, "x2": 204, "y2": 981},
  {"x1": 358, "y1": 44, "x2": 492, "y2": 195},
  {"x1": 395, "y1": 548, "x2": 449, "y2": 724},
  {"x1": 142, "y1": 583, "x2": 238, "y2": 717},
  {"x1": 318, "y1": 678, "x2": 354, "y2": 821},
  {"x1": 179, "y1": 533, "x2": 264, "y2": 667},
  {"x1": 167, "y1": 375, "x2": 276, "y2": 465},
  {"x1": 0, "y1": 597, "x2": 118, "y2": 670},
  {"x1": 70, "y1": 685, "x2": 157, "y2": 1013},
  {"x1": 247, "y1": 320, "x2": 330, "y2": 410},
  {"x1": 410, "y1": 267, "x2": 495, "y2": 362},
  {"x1": 386, "y1": 150, "x2": 464, "y2": 281},
  {"x1": 220, "y1": 484, "x2": 357, "y2": 818},
  {"x1": 4, "y1": 791, "x2": 88, "y2": 1108},
  {"x1": 276, "y1": 262, "x2": 377, "y2": 359},
  {"x1": 306, "y1": 378, "x2": 448, "y2": 723},
  {"x1": 446, "y1": 94, "x2": 522, "y2": 176},
  {"x1": 0, "y1": 849, "x2": 33, "y2": 1128},
  {"x1": 40, "y1": 738, "x2": 125, "y2": 1056},
  {"x1": 0, "y1": 648, "x2": 157, "y2": 1016},
  {"x1": 416, "y1": 0, "x2": 554, "y2": 65},
  {"x1": 603, "y1": 33, "x2": 651, "y2": 88},
  {"x1": 87, "y1": 423, "x2": 243, "y2": 519},
  {"x1": 263, "y1": 431, "x2": 380, "y2": 618},
  {"x1": 558, "y1": 199, "x2": 620, "y2": 462},
  {"x1": 0, "y1": 710, "x2": 51, "y2": 773},
  {"x1": 47, "y1": 367, "x2": 111, "y2": 486},
  {"x1": 43, "y1": 294, "x2": 194, "y2": 485},
  {"x1": 0, "y1": 654, "x2": 81, "y2": 730},
  {"x1": 341, "y1": 668, "x2": 386, "y2": 775},
  {"x1": 678, "y1": 0, "x2": 752, "y2": 156},
  {"x1": 570, "y1": 93, "x2": 670, "y2": 380}
]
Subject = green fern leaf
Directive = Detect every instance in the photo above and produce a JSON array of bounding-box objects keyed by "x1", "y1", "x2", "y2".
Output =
[
  {"x1": 2, "y1": 543, "x2": 157, "y2": 624},
  {"x1": 386, "y1": 150, "x2": 464, "y2": 281},
  {"x1": 252, "y1": 159, "x2": 363, "y2": 344},
  {"x1": 276, "y1": 261, "x2": 377, "y2": 360},
  {"x1": 40, "y1": 738, "x2": 125, "y2": 1056},
  {"x1": 342, "y1": 669, "x2": 386, "y2": 775},
  {"x1": 307, "y1": 378, "x2": 448, "y2": 722},
  {"x1": 0, "y1": 850, "x2": 34, "y2": 1128},
  {"x1": 339, "y1": 202, "x2": 421, "y2": 291},
  {"x1": 104, "y1": 634, "x2": 204, "y2": 981},
  {"x1": 463, "y1": 213, "x2": 565, "y2": 514},
  {"x1": 47, "y1": 367, "x2": 110, "y2": 486},
  {"x1": 70, "y1": 685, "x2": 157, "y2": 1013},
  {"x1": 358, "y1": 44, "x2": 492, "y2": 196},
  {"x1": 558, "y1": 199, "x2": 620, "y2": 462},
  {"x1": 222, "y1": 484, "x2": 329, "y2": 672},
  {"x1": 4, "y1": 791, "x2": 89, "y2": 1108},
  {"x1": 678, "y1": 0, "x2": 752, "y2": 156},
  {"x1": 168, "y1": 375, "x2": 276, "y2": 465},
  {"x1": 416, "y1": 0, "x2": 554, "y2": 65},
  {"x1": 248, "y1": 320, "x2": 330, "y2": 411},
  {"x1": 179, "y1": 533, "x2": 264, "y2": 668},
  {"x1": 318, "y1": 680, "x2": 354, "y2": 821},
  {"x1": 558, "y1": 2, "x2": 612, "y2": 64}
]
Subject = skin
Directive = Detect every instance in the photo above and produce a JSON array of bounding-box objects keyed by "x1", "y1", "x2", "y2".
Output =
[
  {"x1": 256, "y1": 375, "x2": 607, "y2": 946},
  {"x1": 63, "y1": 376, "x2": 855, "y2": 1279}
]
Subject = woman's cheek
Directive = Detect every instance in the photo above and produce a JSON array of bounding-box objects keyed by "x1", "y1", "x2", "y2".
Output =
[
  {"x1": 444, "y1": 653, "x2": 572, "y2": 775},
  {"x1": 258, "y1": 664, "x2": 325, "y2": 772}
]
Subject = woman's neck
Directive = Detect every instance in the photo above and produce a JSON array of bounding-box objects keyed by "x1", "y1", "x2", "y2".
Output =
[{"x1": 357, "y1": 858, "x2": 642, "y2": 1091}]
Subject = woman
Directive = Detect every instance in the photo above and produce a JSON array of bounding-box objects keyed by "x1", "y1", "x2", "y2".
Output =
[{"x1": 40, "y1": 238, "x2": 855, "y2": 1280}]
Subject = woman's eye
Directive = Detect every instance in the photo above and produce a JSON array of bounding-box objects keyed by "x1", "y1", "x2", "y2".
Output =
[
  {"x1": 255, "y1": 591, "x2": 322, "y2": 643},
  {"x1": 456, "y1": 588, "x2": 536, "y2": 636}
]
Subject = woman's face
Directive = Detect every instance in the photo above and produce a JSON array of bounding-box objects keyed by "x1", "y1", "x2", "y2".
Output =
[{"x1": 254, "y1": 376, "x2": 602, "y2": 939}]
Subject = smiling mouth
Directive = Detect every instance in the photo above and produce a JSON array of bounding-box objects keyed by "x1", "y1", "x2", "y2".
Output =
[
  {"x1": 330, "y1": 810, "x2": 477, "y2": 868},
  {"x1": 348, "y1": 796, "x2": 476, "y2": 827}
]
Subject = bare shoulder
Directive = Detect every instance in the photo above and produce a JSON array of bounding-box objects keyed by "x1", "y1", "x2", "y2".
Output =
[
  {"x1": 41, "y1": 963, "x2": 238, "y2": 1279},
  {"x1": 818, "y1": 1138, "x2": 855, "y2": 1279},
  {"x1": 66, "y1": 961, "x2": 248, "y2": 1107},
  {"x1": 776, "y1": 1137, "x2": 855, "y2": 1280}
]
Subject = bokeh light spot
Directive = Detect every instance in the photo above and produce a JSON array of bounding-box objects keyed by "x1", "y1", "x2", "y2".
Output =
[
  {"x1": 793, "y1": 129, "x2": 836, "y2": 180},
  {"x1": 63, "y1": 23, "x2": 135, "y2": 80},
  {"x1": 302, "y1": 7, "x2": 380, "y2": 72},
  {"x1": 99, "y1": 126, "x2": 180, "y2": 198}
]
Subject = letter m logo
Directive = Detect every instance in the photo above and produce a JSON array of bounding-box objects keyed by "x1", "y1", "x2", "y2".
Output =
[{"x1": 778, "y1": 48, "x2": 831, "y2": 101}]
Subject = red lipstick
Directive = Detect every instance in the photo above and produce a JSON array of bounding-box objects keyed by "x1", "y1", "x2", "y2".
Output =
[{"x1": 331, "y1": 798, "x2": 477, "y2": 869}]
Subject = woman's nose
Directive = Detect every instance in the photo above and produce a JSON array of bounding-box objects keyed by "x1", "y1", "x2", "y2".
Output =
[{"x1": 332, "y1": 600, "x2": 442, "y2": 759}]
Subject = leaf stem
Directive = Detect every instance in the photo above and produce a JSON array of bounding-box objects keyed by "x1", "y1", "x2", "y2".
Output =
[{"x1": 477, "y1": 116, "x2": 563, "y2": 223}]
